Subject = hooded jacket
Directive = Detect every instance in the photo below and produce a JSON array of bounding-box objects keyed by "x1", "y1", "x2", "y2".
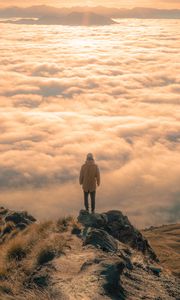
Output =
[{"x1": 79, "y1": 160, "x2": 100, "y2": 192}]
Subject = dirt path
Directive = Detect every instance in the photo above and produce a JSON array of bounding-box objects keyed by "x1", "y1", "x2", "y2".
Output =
[
  {"x1": 52, "y1": 234, "x2": 109, "y2": 300},
  {"x1": 51, "y1": 232, "x2": 180, "y2": 300}
]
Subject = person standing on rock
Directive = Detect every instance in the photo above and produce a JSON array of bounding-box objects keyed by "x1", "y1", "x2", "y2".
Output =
[{"x1": 79, "y1": 153, "x2": 100, "y2": 213}]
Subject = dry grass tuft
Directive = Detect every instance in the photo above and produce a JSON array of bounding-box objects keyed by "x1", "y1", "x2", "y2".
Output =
[
  {"x1": 0, "y1": 217, "x2": 70, "y2": 299},
  {"x1": 1, "y1": 288, "x2": 57, "y2": 300},
  {"x1": 34, "y1": 234, "x2": 66, "y2": 267},
  {"x1": 5, "y1": 239, "x2": 27, "y2": 262},
  {"x1": 36, "y1": 245, "x2": 56, "y2": 266},
  {"x1": 56, "y1": 216, "x2": 73, "y2": 232},
  {"x1": 143, "y1": 223, "x2": 180, "y2": 277},
  {"x1": 0, "y1": 262, "x2": 8, "y2": 280},
  {"x1": 71, "y1": 219, "x2": 82, "y2": 235},
  {"x1": 0, "y1": 282, "x2": 12, "y2": 297}
]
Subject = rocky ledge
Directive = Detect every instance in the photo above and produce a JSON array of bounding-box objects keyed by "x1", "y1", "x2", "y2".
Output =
[
  {"x1": 51, "y1": 210, "x2": 180, "y2": 299},
  {"x1": 78, "y1": 210, "x2": 158, "y2": 261},
  {"x1": 0, "y1": 207, "x2": 179, "y2": 299}
]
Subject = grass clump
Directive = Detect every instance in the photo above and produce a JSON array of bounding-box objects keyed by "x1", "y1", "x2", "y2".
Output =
[
  {"x1": 71, "y1": 219, "x2": 82, "y2": 235},
  {"x1": 34, "y1": 235, "x2": 66, "y2": 266},
  {"x1": 56, "y1": 216, "x2": 73, "y2": 232},
  {"x1": 0, "y1": 283, "x2": 12, "y2": 296},
  {"x1": 36, "y1": 245, "x2": 56, "y2": 266},
  {"x1": 0, "y1": 218, "x2": 68, "y2": 299},
  {"x1": 6, "y1": 240, "x2": 27, "y2": 262},
  {"x1": 0, "y1": 263, "x2": 8, "y2": 280},
  {"x1": 1, "y1": 288, "x2": 58, "y2": 300}
]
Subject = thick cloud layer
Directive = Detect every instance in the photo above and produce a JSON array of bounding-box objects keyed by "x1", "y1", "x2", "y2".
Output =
[{"x1": 0, "y1": 19, "x2": 180, "y2": 227}]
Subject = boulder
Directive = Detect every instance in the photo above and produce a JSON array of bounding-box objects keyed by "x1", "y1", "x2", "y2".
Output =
[
  {"x1": 84, "y1": 228, "x2": 118, "y2": 252},
  {"x1": 78, "y1": 210, "x2": 108, "y2": 228}
]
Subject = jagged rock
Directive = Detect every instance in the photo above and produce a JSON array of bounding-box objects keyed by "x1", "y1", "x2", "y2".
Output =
[
  {"x1": 101, "y1": 260, "x2": 126, "y2": 298},
  {"x1": 15, "y1": 223, "x2": 27, "y2": 230},
  {"x1": 5, "y1": 211, "x2": 36, "y2": 225},
  {"x1": 84, "y1": 228, "x2": 118, "y2": 252},
  {"x1": 148, "y1": 265, "x2": 162, "y2": 276},
  {"x1": 1, "y1": 223, "x2": 15, "y2": 237},
  {"x1": 0, "y1": 207, "x2": 8, "y2": 216},
  {"x1": 78, "y1": 210, "x2": 108, "y2": 227},
  {"x1": 0, "y1": 208, "x2": 36, "y2": 243},
  {"x1": 78, "y1": 210, "x2": 158, "y2": 261}
]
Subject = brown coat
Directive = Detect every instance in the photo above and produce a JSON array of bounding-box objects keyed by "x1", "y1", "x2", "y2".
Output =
[{"x1": 79, "y1": 160, "x2": 100, "y2": 192}]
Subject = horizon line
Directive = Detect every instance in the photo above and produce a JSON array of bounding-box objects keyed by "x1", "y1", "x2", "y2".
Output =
[{"x1": 0, "y1": 5, "x2": 180, "y2": 11}]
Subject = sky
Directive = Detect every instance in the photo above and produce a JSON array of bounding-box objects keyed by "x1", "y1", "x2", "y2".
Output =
[
  {"x1": 0, "y1": 18, "x2": 180, "y2": 227},
  {"x1": 0, "y1": 0, "x2": 180, "y2": 9}
]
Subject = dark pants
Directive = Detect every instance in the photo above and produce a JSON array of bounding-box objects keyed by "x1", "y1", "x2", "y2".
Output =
[{"x1": 84, "y1": 191, "x2": 96, "y2": 212}]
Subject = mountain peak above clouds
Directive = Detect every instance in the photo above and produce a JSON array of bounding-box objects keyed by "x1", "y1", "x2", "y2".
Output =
[
  {"x1": 0, "y1": 5, "x2": 180, "y2": 19},
  {"x1": 0, "y1": 206, "x2": 179, "y2": 299}
]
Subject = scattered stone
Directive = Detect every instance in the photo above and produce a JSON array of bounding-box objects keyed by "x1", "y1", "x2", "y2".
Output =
[
  {"x1": 149, "y1": 265, "x2": 162, "y2": 276},
  {"x1": 78, "y1": 210, "x2": 108, "y2": 228}
]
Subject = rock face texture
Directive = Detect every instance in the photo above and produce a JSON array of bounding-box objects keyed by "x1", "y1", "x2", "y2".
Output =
[
  {"x1": 0, "y1": 206, "x2": 36, "y2": 243},
  {"x1": 84, "y1": 228, "x2": 119, "y2": 253},
  {"x1": 78, "y1": 210, "x2": 157, "y2": 261},
  {"x1": 52, "y1": 210, "x2": 180, "y2": 299}
]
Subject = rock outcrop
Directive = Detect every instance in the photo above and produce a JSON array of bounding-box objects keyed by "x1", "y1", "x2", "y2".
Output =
[
  {"x1": 78, "y1": 209, "x2": 157, "y2": 261},
  {"x1": 0, "y1": 206, "x2": 36, "y2": 243},
  {"x1": 51, "y1": 210, "x2": 179, "y2": 299},
  {"x1": 0, "y1": 207, "x2": 179, "y2": 300}
]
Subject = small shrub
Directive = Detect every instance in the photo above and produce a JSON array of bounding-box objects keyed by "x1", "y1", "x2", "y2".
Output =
[
  {"x1": 5, "y1": 240, "x2": 27, "y2": 262},
  {"x1": 36, "y1": 246, "x2": 55, "y2": 266},
  {"x1": 36, "y1": 221, "x2": 54, "y2": 234},
  {"x1": 71, "y1": 220, "x2": 82, "y2": 235},
  {"x1": 56, "y1": 216, "x2": 72, "y2": 232},
  {"x1": 0, "y1": 284, "x2": 12, "y2": 295},
  {"x1": 49, "y1": 234, "x2": 67, "y2": 255},
  {"x1": 32, "y1": 274, "x2": 50, "y2": 288}
]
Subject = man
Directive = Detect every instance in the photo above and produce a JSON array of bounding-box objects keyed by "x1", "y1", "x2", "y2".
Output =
[{"x1": 79, "y1": 153, "x2": 100, "y2": 213}]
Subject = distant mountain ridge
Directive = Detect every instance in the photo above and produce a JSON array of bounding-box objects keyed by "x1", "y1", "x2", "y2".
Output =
[
  {"x1": 0, "y1": 5, "x2": 180, "y2": 19},
  {"x1": 0, "y1": 12, "x2": 116, "y2": 26}
]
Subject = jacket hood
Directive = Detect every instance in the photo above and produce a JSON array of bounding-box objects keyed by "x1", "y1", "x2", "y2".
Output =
[{"x1": 85, "y1": 159, "x2": 95, "y2": 164}]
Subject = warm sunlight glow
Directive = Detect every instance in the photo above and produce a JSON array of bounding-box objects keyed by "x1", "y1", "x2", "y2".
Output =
[{"x1": 0, "y1": 5, "x2": 179, "y2": 227}]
